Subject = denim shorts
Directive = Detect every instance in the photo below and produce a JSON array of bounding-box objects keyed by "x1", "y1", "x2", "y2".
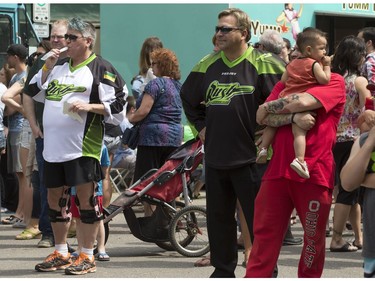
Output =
[
  {"x1": 7, "y1": 131, "x2": 22, "y2": 173},
  {"x1": 20, "y1": 121, "x2": 32, "y2": 149}
]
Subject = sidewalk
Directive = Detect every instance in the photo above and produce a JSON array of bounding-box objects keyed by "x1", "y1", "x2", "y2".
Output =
[{"x1": 0, "y1": 192, "x2": 363, "y2": 278}]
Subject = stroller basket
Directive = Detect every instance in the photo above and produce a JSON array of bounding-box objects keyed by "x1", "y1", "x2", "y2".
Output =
[{"x1": 124, "y1": 205, "x2": 171, "y2": 243}]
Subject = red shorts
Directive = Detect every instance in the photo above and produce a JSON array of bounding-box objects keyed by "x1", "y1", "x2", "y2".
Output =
[{"x1": 70, "y1": 195, "x2": 103, "y2": 218}]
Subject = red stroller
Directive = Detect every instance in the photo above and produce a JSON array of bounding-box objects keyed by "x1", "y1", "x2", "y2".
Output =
[{"x1": 103, "y1": 138, "x2": 209, "y2": 257}]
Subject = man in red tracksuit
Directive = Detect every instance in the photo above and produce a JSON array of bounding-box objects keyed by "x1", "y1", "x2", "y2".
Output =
[{"x1": 246, "y1": 72, "x2": 345, "y2": 277}]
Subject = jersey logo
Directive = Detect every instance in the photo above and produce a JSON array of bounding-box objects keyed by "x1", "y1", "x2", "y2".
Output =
[
  {"x1": 46, "y1": 79, "x2": 86, "y2": 101},
  {"x1": 104, "y1": 71, "x2": 116, "y2": 82},
  {"x1": 205, "y1": 80, "x2": 255, "y2": 106},
  {"x1": 256, "y1": 53, "x2": 273, "y2": 61}
]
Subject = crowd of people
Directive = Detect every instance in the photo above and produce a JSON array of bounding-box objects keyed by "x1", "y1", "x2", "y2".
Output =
[{"x1": 1, "y1": 7, "x2": 375, "y2": 278}]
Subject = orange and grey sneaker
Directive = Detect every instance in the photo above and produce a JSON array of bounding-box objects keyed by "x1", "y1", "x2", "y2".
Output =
[
  {"x1": 65, "y1": 252, "x2": 96, "y2": 275},
  {"x1": 35, "y1": 250, "x2": 72, "y2": 272}
]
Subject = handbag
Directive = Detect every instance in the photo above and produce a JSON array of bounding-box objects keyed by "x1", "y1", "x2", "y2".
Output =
[{"x1": 121, "y1": 124, "x2": 140, "y2": 150}]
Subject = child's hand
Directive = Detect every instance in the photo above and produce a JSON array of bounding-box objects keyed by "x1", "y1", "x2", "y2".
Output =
[
  {"x1": 321, "y1": 56, "x2": 331, "y2": 67},
  {"x1": 256, "y1": 105, "x2": 268, "y2": 125},
  {"x1": 366, "y1": 126, "x2": 375, "y2": 148}
]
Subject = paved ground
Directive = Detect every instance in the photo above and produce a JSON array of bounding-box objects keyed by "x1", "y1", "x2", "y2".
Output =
[{"x1": 0, "y1": 191, "x2": 364, "y2": 278}]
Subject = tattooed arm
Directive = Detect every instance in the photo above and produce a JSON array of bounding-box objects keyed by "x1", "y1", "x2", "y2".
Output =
[
  {"x1": 257, "y1": 92, "x2": 322, "y2": 129},
  {"x1": 263, "y1": 111, "x2": 317, "y2": 130}
]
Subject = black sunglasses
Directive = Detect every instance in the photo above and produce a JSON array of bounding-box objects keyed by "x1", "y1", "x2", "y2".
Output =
[
  {"x1": 215, "y1": 26, "x2": 241, "y2": 34},
  {"x1": 64, "y1": 34, "x2": 85, "y2": 41}
]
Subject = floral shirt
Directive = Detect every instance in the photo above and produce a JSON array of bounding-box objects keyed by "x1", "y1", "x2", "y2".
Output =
[
  {"x1": 336, "y1": 73, "x2": 364, "y2": 142},
  {"x1": 137, "y1": 77, "x2": 183, "y2": 147},
  {"x1": 362, "y1": 52, "x2": 375, "y2": 96}
]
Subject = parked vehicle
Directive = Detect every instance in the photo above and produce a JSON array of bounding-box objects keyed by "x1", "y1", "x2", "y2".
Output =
[{"x1": 0, "y1": 3, "x2": 39, "y2": 67}]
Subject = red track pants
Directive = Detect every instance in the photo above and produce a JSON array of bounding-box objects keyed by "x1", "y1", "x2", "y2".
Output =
[{"x1": 246, "y1": 178, "x2": 332, "y2": 278}]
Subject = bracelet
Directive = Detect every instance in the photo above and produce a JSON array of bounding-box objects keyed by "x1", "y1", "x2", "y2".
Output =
[
  {"x1": 42, "y1": 64, "x2": 51, "y2": 72},
  {"x1": 291, "y1": 113, "x2": 296, "y2": 124}
]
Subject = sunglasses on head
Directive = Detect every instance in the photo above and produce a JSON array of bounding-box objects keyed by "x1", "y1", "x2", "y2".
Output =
[
  {"x1": 215, "y1": 26, "x2": 241, "y2": 34},
  {"x1": 64, "y1": 34, "x2": 84, "y2": 41}
]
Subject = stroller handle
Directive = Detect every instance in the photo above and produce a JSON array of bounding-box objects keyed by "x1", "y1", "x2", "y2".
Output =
[{"x1": 176, "y1": 145, "x2": 204, "y2": 174}]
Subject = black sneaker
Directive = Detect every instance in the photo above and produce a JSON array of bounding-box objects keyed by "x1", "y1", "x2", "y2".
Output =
[
  {"x1": 35, "y1": 251, "x2": 72, "y2": 272},
  {"x1": 65, "y1": 252, "x2": 96, "y2": 275},
  {"x1": 283, "y1": 237, "x2": 303, "y2": 246},
  {"x1": 37, "y1": 235, "x2": 54, "y2": 248}
]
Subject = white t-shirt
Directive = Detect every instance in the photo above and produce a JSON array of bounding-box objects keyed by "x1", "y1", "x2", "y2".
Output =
[{"x1": 30, "y1": 54, "x2": 128, "y2": 162}]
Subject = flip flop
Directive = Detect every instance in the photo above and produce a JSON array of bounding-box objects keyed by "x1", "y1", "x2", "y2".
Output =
[
  {"x1": 1, "y1": 215, "x2": 21, "y2": 225},
  {"x1": 353, "y1": 241, "x2": 363, "y2": 250},
  {"x1": 96, "y1": 252, "x2": 110, "y2": 261},
  {"x1": 330, "y1": 242, "x2": 358, "y2": 252},
  {"x1": 15, "y1": 228, "x2": 42, "y2": 240},
  {"x1": 194, "y1": 256, "x2": 211, "y2": 267}
]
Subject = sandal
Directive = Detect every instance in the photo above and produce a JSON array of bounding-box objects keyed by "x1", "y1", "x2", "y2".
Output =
[
  {"x1": 95, "y1": 252, "x2": 110, "y2": 261},
  {"x1": 353, "y1": 241, "x2": 363, "y2": 250},
  {"x1": 15, "y1": 228, "x2": 42, "y2": 240},
  {"x1": 290, "y1": 216, "x2": 297, "y2": 225},
  {"x1": 67, "y1": 229, "x2": 76, "y2": 238},
  {"x1": 1, "y1": 215, "x2": 21, "y2": 225},
  {"x1": 242, "y1": 251, "x2": 249, "y2": 268},
  {"x1": 12, "y1": 219, "x2": 26, "y2": 229},
  {"x1": 192, "y1": 193, "x2": 201, "y2": 199},
  {"x1": 194, "y1": 256, "x2": 211, "y2": 267}
]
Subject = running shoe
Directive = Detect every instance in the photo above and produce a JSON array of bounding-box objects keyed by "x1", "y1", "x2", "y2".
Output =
[
  {"x1": 65, "y1": 252, "x2": 96, "y2": 275},
  {"x1": 35, "y1": 250, "x2": 72, "y2": 272},
  {"x1": 37, "y1": 236, "x2": 54, "y2": 248}
]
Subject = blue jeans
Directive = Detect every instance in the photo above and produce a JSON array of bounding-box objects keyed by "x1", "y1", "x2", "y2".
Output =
[
  {"x1": 36, "y1": 137, "x2": 52, "y2": 237},
  {"x1": 31, "y1": 170, "x2": 41, "y2": 218}
]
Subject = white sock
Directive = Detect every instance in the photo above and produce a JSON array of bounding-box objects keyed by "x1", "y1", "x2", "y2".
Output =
[
  {"x1": 55, "y1": 243, "x2": 69, "y2": 257},
  {"x1": 81, "y1": 247, "x2": 93, "y2": 259}
]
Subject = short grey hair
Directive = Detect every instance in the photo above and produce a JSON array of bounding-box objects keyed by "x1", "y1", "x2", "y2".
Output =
[
  {"x1": 259, "y1": 29, "x2": 284, "y2": 55},
  {"x1": 68, "y1": 18, "x2": 96, "y2": 50}
]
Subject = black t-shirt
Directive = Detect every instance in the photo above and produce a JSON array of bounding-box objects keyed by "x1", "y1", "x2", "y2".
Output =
[
  {"x1": 23, "y1": 57, "x2": 45, "y2": 132},
  {"x1": 181, "y1": 47, "x2": 285, "y2": 169}
]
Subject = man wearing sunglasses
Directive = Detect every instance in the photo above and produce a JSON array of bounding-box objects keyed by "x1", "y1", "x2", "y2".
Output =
[
  {"x1": 181, "y1": 8, "x2": 285, "y2": 277},
  {"x1": 29, "y1": 17, "x2": 127, "y2": 275}
]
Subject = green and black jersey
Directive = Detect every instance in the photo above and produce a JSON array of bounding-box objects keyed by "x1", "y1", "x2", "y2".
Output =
[{"x1": 181, "y1": 46, "x2": 285, "y2": 169}]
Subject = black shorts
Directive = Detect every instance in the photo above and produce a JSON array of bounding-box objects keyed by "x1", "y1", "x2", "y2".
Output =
[
  {"x1": 44, "y1": 157, "x2": 103, "y2": 188},
  {"x1": 333, "y1": 141, "x2": 359, "y2": 205}
]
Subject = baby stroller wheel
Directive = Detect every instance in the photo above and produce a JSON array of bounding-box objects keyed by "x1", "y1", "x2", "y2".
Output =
[
  {"x1": 169, "y1": 205, "x2": 209, "y2": 257},
  {"x1": 155, "y1": 200, "x2": 185, "y2": 251}
]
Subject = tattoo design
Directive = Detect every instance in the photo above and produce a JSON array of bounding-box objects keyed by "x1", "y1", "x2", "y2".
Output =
[
  {"x1": 18, "y1": 77, "x2": 26, "y2": 87},
  {"x1": 264, "y1": 113, "x2": 293, "y2": 127},
  {"x1": 265, "y1": 94, "x2": 300, "y2": 114}
]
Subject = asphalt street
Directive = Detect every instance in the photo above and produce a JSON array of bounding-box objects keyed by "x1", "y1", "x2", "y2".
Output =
[{"x1": 0, "y1": 191, "x2": 363, "y2": 278}]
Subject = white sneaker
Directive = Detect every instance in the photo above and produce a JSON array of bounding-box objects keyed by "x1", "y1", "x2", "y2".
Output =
[
  {"x1": 290, "y1": 158, "x2": 310, "y2": 179},
  {"x1": 12, "y1": 219, "x2": 26, "y2": 229},
  {"x1": 256, "y1": 147, "x2": 268, "y2": 164}
]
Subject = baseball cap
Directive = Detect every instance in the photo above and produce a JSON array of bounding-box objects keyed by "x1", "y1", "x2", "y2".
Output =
[{"x1": 7, "y1": 44, "x2": 28, "y2": 60}]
